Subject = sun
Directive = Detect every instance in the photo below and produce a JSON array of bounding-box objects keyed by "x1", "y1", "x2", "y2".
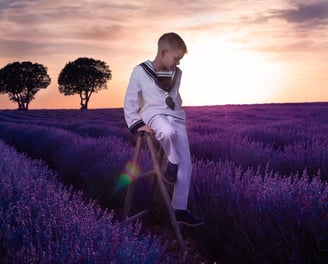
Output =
[{"x1": 179, "y1": 38, "x2": 286, "y2": 106}]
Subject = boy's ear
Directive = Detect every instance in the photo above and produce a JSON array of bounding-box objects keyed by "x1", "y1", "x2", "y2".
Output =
[{"x1": 161, "y1": 49, "x2": 168, "y2": 57}]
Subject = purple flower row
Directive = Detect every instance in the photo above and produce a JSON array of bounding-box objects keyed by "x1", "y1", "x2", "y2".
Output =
[
  {"x1": 0, "y1": 102, "x2": 327, "y2": 262},
  {"x1": 0, "y1": 139, "x2": 172, "y2": 263},
  {"x1": 189, "y1": 159, "x2": 328, "y2": 262}
]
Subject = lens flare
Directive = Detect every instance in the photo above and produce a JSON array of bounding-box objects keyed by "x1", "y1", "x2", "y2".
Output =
[{"x1": 114, "y1": 161, "x2": 141, "y2": 192}]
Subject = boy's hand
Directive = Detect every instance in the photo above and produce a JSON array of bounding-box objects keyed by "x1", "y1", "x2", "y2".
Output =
[{"x1": 137, "y1": 125, "x2": 154, "y2": 135}]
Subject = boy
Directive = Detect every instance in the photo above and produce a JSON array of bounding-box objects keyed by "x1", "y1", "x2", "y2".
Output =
[{"x1": 124, "y1": 32, "x2": 202, "y2": 226}]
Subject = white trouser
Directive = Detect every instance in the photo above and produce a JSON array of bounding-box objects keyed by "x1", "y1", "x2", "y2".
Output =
[{"x1": 149, "y1": 115, "x2": 192, "y2": 210}]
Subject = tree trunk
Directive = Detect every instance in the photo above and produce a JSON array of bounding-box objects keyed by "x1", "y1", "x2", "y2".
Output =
[
  {"x1": 79, "y1": 92, "x2": 86, "y2": 110},
  {"x1": 80, "y1": 90, "x2": 92, "y2": 110}
]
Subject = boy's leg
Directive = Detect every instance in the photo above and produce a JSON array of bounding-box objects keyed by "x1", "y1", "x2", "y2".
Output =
[
  {"x1": 149, "y1": 115, "x2": 191, "y2": 210},
  {"x1": 170, "y1": 129, "x2": 192, "y2": 210}
]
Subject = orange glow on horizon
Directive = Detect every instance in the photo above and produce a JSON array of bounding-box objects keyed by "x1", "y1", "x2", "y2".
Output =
[{"x1": 180, "y1": 38, "x2": 288, "y2": 106}]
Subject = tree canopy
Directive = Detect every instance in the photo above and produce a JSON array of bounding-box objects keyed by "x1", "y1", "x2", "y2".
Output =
[
  {"x1": 0, "y1": 61, "x2": 51, "y2": 110},
  {"x1": 58, "y1": 57, "x2": 112, "y2": 109}
]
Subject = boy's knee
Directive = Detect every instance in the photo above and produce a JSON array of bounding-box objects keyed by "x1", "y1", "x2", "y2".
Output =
[{"x1": 157, "y1": 126, "x2": 177, "y2": 141}]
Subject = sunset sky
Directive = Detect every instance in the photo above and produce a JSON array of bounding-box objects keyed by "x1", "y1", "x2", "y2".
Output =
[{"x1": 0, "y1": 0, "x2": 327, "y2": 109}]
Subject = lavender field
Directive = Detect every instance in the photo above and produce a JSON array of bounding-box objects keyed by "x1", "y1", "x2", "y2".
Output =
[{"x1": 0, "y1": 102, "x2": 327, "y2": 263}]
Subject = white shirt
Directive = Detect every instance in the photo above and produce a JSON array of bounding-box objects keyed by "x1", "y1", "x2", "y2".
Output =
[{"x1": 124, "y1": 60, "x2": 186, "y2": 132}]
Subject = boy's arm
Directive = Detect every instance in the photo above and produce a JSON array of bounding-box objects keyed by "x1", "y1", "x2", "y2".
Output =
[
  {"x1": 124, "y1": 67, "x2": 147, "y2": 134},
  {"x1": 176, "y1": 69, "x2": 183, "y2": 107},
  {"x1": 176, "y1": 91, "x2": 183, "y2": 107}
]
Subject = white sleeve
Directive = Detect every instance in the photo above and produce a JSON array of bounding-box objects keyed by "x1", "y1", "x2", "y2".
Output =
[
  {"x1": 123, "y1": 67, "x2": 146, "y2": 134},
  {"x1": 175, "y1": 69, "x2": 183, "y2": 106}
]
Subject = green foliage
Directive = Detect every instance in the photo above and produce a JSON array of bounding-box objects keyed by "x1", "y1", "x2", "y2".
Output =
[
  {"x1": 0, "y1": 61, "x2": 51, "y2": 110},
  {"x1": 58, "y1": 57, "x2": 112, "y2": 109}
]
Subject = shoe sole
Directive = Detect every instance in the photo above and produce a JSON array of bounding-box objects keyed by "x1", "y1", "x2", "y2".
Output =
[
  {"x1": 163, "y1": 176, "x2": 176, "y2": 185},
  {"x1": 177, "y1": 220, "x2": 204, "y2": 227}
]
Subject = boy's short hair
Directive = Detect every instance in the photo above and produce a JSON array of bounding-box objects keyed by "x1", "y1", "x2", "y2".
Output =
[{"x1": 158, "y1": 32, "x2": 187, "y2": 54}]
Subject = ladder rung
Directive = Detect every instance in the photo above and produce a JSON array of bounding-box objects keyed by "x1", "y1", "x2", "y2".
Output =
[
  {"x1": 132, "y1": 169, "x2": 156, "y2": 181},
  {"x1": 125, "y1": 210, "x2": 148, "y2": 222}
]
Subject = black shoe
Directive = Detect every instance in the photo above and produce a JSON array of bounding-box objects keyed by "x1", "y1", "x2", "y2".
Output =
[
  {"x1": 164, "y1": 161, "x2": 178, "y2": 184},
  {"x1": 175, "y1": 210, "x2": 203, "y2": 227}
]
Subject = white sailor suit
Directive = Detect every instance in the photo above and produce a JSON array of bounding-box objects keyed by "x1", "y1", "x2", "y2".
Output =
[{"x1": 123, "y1": 60, "x2": 192, "y2": 210}]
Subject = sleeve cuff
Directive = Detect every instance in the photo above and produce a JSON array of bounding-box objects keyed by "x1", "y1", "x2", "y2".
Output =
[{"x1": 129, "y1": 120, "x2": 146, "y2": 134}]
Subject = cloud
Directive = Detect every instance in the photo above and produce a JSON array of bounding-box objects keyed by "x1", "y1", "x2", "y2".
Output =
[
  {"x1": 0, "y1": 0, "x2": 140, "y2": 62},
  {"x1": 257, "y1": 1, "x2": 328, "y2": 34},
  {"x1": 278, "y1": 1, "x2": 328, "y2": 23},
  {"x1": 1, "y1": 0, "x2": 327, "y2": 62},
  {"x1": 0, "y1": 40, "x2": 46, "y2": 57}
]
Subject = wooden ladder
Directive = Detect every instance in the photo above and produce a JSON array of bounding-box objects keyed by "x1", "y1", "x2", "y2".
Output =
[{"x1": 122, "y1": 131, "x2": 187, "y2": 255}]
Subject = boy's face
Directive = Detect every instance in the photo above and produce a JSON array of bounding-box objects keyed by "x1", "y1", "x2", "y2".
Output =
[{"x1": 161, "y1": 48, "x2": 185, "y2": 71}]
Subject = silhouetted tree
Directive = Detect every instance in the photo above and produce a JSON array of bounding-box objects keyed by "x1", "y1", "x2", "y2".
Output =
[
  {"x1": 0, "y1": 61, "x2": 51, "y2": 110},
  {"x1": 58, "y1": 57, "x2": 112, "y2": 110}
]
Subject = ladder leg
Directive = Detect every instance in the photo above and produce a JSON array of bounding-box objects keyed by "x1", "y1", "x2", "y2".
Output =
[
  {"x1": 123, "y1": 133, "x2": 187, "y2": 255},
  {"x1": 123, "y1": 181, "x2": 135, "y2": 220},
  {"x1": 146, "y1": 135, "x2": 187, "y2": 253},
  {"x1": 123, "y1": 134, "x2": 143, "y2": 220}
]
